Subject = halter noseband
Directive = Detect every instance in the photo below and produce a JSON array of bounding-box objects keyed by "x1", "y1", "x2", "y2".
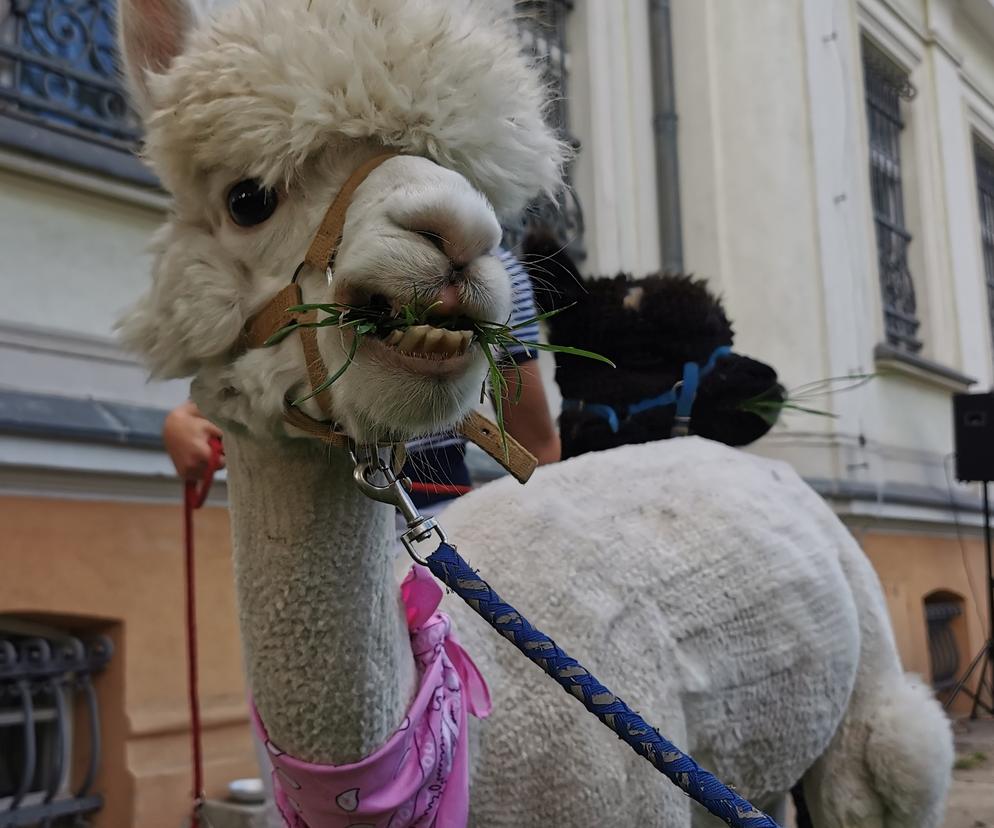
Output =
[
  {"x1": 240, "y1": 151, "x2": 538, "y2": 484},
  {"x1": 562, "y1": 345, "x2": 733, "y2": 438}
]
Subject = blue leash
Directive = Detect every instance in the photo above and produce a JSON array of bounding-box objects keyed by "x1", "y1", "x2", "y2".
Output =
[
  {"x1": 425, "y1": 542, "x2": 780, "y2": 827},
  {"x1": 352, "y1": 447, "x2": 781, "y2": 828}
]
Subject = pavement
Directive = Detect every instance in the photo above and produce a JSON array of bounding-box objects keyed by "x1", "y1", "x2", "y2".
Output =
[{"x1": 944, "y1": 717, "x2": 994, "y2": 828}]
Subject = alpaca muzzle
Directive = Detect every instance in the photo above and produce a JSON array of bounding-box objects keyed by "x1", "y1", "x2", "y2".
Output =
[{"x1": 240, "y1": 152, "x2": 538, "y2": 483}]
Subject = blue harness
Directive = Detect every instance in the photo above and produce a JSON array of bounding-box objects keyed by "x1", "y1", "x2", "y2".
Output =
[{"x1": 562, "y1": 345, "x2": 733, "y2": 436}]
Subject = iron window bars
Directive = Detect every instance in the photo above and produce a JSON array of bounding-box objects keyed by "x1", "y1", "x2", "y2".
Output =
[
  {"x1": 977, "y1": 145, "x2": 994, "y2": 364},
  {"x1": 0, "y1": 0, "x2": 141, "y2": 148},
  {"x1": 0, "y1": 631, "x2": 112, "y2": 827},
  {"x1": 506, "y1": 0, "x2": 585, "y2": 259},
  {"x1": 924, "y1": 600, "x2": 963, "y2": 691},
  {"x1": 862, "y1": 41, "x2": 922, "y2": 353}
]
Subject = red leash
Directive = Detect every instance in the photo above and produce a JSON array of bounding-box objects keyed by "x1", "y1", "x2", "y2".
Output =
[
  {"x1": 183, "y1": 435, "x2": 224, "y2": 828},
  {"x1": 407, "y1": 481, "x2": 473, "y2": 497}
]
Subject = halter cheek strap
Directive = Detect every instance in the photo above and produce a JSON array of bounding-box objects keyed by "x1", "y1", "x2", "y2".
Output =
[{"x1": 240, "y1": 151, "x2": 538, "y2": 483}]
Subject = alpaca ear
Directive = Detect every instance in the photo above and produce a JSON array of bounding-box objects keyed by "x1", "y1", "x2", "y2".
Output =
[{"x1": 117, "y1": 0, "x2": 194, "y2": 114}]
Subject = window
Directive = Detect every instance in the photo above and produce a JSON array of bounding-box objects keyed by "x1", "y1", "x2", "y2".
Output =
[
  {"x1": 0, "y1": 0, "x2": 152, "y2": 183},
  {"x1": 977, "y1": 144, "x2": 994, "y2": 362},
  {"x1": 863, "y1": 41, "x2": 921, "y2": 353},
  {"x1": 923, "y1": 594, "x2": 964, "y2": 691},
  {"x1": 0, "y1": 0, "x2": 140, "y2": 148},
  {"x1": 0, "y1": 623, "x2": 112, "y2": 826},
  {"x1": 507, "y1": 0, "x2": 585, "y2": 258}
]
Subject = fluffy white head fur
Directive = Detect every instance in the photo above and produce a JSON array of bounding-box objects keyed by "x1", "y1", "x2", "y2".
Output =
[{"x1": 117, "y1": 0, "x2": 568, "y2": 441}]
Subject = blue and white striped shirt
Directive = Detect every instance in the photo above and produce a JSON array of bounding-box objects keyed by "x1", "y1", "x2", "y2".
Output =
[{"x1": 406, "y1": 247, "x2": 538, "y2": 455}]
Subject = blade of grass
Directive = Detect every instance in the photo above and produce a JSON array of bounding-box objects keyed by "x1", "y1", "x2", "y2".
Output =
[
  {"x1": 510, "y1": 338, "x2": 616, "y2": 368},
  {"x1": 509, "y1": 303, "x2": 575, "y2": 330},
  {"x1": 480, "y1": 342, "x2": 510, "y2": 460},
  {"x1": 263, "y1": 323, "x2": 303, "y2": 347},
  {"x1": 292, "y1": 332, "x2": 361, "y2": 404},
  {"x1": 498, "y1": 342, "x2": 524, "y2": 406}
]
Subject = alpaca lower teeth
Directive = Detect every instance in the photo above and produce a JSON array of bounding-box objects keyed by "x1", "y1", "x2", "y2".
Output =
[
  {"x1": 382, "y1": 323, "x2": 473, "y2": 358},
  {"x1": 396, "y1": 325, "x2": 430, "y2": 352},
  {"x1": 423, "y1": 328, "x2": 447, "y2": 353}
]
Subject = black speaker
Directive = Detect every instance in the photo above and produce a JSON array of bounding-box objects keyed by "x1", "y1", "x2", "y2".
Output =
[{"x1": 954, "y1": 392, "x2": 994, "y2": 482}]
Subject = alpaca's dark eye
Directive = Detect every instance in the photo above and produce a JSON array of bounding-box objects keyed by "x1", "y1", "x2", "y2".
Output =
[{"x1": 227, "y1": 180, "x2": 278, "y2": 227}]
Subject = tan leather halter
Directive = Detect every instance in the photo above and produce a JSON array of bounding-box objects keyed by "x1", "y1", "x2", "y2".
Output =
[{"x1": 241, "y1": 152, "x2": 537, "y2": 484}]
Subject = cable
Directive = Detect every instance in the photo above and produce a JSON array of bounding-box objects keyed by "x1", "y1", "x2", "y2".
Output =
[{"x1": 943, "y1": 452, "x2": 987, "y2": 627}]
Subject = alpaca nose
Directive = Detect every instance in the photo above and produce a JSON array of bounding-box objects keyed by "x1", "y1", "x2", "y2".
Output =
[
  {"x1": 413, "y1": 224, "x2": 487, "y2": 271},
  {"x1": 433, "y1": 284, "x2": 463, "y2": 316},
  {"x1": 386, "y1": 156, "x2": 502, "y2": 267}
]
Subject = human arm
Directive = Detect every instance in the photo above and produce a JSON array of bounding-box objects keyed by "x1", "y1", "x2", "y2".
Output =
[
  {"x1": 500, "y1": 359, "x2": 560, "y2": 465},
  {"x1": 495, "y1": 247, "x2": 560, "y2": 465},
  {"x1": 162, "y1": 400, "x2": 225, "y2": 481}
]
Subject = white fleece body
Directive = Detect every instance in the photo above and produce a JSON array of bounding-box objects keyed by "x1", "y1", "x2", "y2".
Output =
[{"x1": 438, "y1": 439, "x2": 953, "y2": 827}]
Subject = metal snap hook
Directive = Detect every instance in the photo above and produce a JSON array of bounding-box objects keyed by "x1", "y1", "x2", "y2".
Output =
[{"x1": 350, "y1": 443, "x2": 447, "y2": 565}]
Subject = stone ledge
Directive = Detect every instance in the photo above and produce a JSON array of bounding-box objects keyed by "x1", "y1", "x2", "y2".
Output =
[{"x1": 874, "y1": 343, "x2": 976, "y2": 393}]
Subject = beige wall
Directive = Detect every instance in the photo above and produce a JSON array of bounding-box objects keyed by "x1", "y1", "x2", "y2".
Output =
[
  {"x1": 0, "y1": 165, "x2": 162, "y2": 340},
  {"x1": 857, "y1": 526, "x2": 989, "y2": 715},
  {"x1": 0, "y1": 496, "x2": 254, "y2": 828}
]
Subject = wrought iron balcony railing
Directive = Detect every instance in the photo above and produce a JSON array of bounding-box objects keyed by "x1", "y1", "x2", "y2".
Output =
[{"x1": 0, "y1": 0, "x2": 140, "y2": 148}]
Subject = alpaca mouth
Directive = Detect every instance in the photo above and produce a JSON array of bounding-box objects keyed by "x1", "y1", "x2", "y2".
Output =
[
  {"x1": 379, "y1": 324, "x2": 473, "y2": 359},
  {"x1": 339, "y1": 290, "x2": 480, "y2": 362}
]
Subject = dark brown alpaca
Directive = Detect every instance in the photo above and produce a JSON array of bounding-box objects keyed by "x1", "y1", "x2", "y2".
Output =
[{"x1": 521, "y1": 231, "x2": 786, "y2": 460}]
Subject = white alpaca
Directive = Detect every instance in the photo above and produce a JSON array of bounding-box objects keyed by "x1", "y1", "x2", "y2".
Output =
[{"x1": 116, "y1": 1, "x2": 953, "y2": 825}]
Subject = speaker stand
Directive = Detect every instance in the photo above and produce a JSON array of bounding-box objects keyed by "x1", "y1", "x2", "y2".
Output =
[{"x1": 943, "y1": 482, "x2": 994, "y2": 718}]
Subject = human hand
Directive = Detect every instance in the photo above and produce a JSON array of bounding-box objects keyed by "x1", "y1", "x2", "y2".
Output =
[{"x1": 162, "y1": 400, "x2": 225, "y2": 481}]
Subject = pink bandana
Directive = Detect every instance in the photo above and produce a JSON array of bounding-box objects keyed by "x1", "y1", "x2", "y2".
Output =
[{"x1": 253, "y1": 566, "x2": 491, "y2": 827}]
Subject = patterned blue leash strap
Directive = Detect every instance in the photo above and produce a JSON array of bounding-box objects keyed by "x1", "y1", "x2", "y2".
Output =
[
  {"x1": 350, "y1": 448, "x2": 781, "y2": 828},
  {"x1": 425, "y1": 541, "x2": 781, "y2": 828}
]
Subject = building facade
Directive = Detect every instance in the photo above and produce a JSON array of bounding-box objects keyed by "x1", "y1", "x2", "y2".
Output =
[
  {"x1": 0, "y1": 2, "x2": 250, "y2": 825},
  {"x1": 1, "y1": 0, "x2": 992, "y2": 825},
  {"x1": 566, "y1": 0, "x2": 993, "y2": 714}
]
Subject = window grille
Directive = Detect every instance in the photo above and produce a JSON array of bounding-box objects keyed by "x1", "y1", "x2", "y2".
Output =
[
  {"x1": 0, "y1": 0, "x2": 141, "y2": 151},
  {"x1": 863, "y1": 42, "x2": 921, "y2": 353},
  {"x1": 506, "y1": 0, "x2": 585, "y2": 259},
  {"x1": 0, "y1": 625, "x2": 112, "y2": 827},
  {"x1": 977, "y1": 146, "x2": 994, "y2": 363}
]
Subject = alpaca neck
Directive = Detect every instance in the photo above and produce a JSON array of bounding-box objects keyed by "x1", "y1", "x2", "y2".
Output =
[{"x1": 224, "y1": 431, "x2": 416, "y2": 765}]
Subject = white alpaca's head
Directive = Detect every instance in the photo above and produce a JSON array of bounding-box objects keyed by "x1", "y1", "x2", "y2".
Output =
[{"x1": 117, "y1": 0, "x2": 567, "y2": 442}]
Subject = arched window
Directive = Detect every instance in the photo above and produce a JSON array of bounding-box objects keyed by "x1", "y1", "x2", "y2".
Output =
[{"x1": 923, "y1": 591, "x2": 967, "y2": 691}]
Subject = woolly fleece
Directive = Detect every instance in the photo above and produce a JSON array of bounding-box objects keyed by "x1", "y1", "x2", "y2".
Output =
[
  {"x1": 135, "y1": 0, "x2": 568, "y2": 218},
  {"x1": 439, "y1": 438, "x2": 953, "y2": 826}
]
